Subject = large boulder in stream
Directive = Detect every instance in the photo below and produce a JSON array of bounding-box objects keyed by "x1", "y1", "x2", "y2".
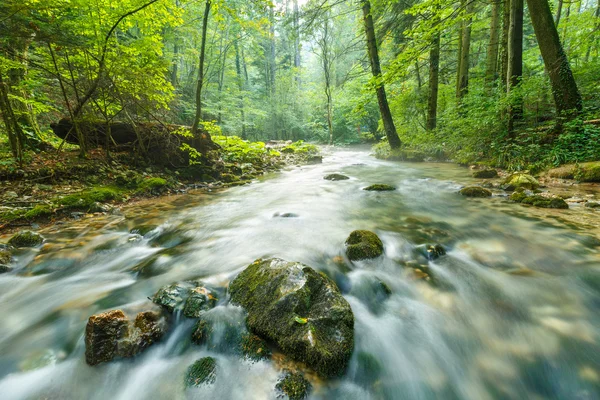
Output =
[
  {"x1": 460, "y1": 186, "x2": 492, "y2": 198},
  {"x1": 229, "y1": 258, "x2": 354, "y2": 377},
  {"x1": 85, "y1": 309, "x2": 166, "y2": 366},
  {"x1": 152, "y1": 281, "x2": 218, "y2": 316},
  {"x1": 502, "y1": 173, "x2": 539, "y2": 191}
]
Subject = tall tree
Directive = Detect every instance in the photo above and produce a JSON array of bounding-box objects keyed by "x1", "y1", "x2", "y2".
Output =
[
  {"x1": 191, "y1": 0, "x2": 212, "y2": 145},
  {"x1": 457, "y1": 0, "x2": 473, "y2": 99},
  {"x1": 526, "y1": 0, "x2": 582, "y2": 115},
  {"x1": 507, "y1": 0, "x2": 524, "y2": 133},
  {"x1": 485, "y1": 0, "x2": 502, "y2": 85},
  {"x1": 427, "y1": 31, "x2": 440, "y2": 130},
  {"x1": 361, "y1": 0, "x2": 402, "y2": 149}
]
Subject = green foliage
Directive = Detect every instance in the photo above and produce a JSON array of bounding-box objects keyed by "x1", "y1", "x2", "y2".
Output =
[
  {"x1": 213, "y1": 135, "x2": 279, "y2": 164},
  {"x1": 281, "y1": 140, "x2": 319, "y2": 155}
]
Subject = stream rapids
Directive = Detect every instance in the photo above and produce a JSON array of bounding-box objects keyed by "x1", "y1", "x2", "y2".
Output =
[{"x1": 0, "y1": 147, "x2": 599, "y2": 399}]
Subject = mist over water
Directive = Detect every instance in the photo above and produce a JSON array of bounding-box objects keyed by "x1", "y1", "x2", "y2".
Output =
[{"x1": 1, "y1": 147, "x2": 599, "y2": 399}]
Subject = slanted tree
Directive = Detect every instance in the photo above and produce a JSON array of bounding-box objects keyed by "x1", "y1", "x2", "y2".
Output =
[
  {"x1": 526, "y1": 0, "x2": 582, "y2": 115},
  {"x1": 361, "y1": 0, "x2": 401, "y2": 149}
]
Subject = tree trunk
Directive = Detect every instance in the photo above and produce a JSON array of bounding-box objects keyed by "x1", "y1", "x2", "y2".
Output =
[
  {"x1": 293, "y1": 0, "x2": 301, "y2": 88},
  {"x1": 0, "y1": 73, "x2": 23, "y2": 161},
  {"x1": 361, "y1": 0, "x2": 401, "y2": 149},
  {"x1": 507, "y1": 0, "x2": 524, "y2": 134},
  {"x1": 485, "y1": 0, "x2": 501, "y2": 85},
  {"x1": 555, "y1": 0, "x2": 563, "y2": 25},
  {"x1": 526, "y1": 0, "x2": 582, "y2": 115},
  {"x1": 427, "y1": 32, "x2": 440, "y2": 130},
  {"x1": 191, "y1": 0, "x2": 211, "y2": 139},
  {"x1": 457, "y1": 0, "x2": 473, "y2": 99},
  {"x1": 234, "y1": 37, "x2": 247, "y2": 139},
  {"x1": 500, "y1": 0, "x2": 510, "y2": 91}
]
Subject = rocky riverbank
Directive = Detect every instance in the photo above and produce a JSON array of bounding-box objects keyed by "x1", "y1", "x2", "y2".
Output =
[{"x1": 0, "y1": 139, "x2": 321, "y2": 233}]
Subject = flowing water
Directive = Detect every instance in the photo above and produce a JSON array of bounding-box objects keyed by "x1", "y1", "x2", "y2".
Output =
[{"x1": 1, "y1": 147, "x2": 599, "y2": 400}]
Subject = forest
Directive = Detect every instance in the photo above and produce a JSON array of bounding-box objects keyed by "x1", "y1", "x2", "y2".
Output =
[
  {"x1": 1, "y1": 0, "x2": 598, "y2": 170},
  {"x1": 1, "y1": 1, "x2": 600, "y2": 400}
]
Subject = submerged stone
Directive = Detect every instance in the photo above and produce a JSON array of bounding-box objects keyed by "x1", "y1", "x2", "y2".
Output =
[
  {"x1": 510, "y1": 193, "x2": 569, "y2": 209},
  {"x1": 229, "y1": 258, "x2": 354, "y2": 377},
  {"x1": 85, "y1": 309, "x2": 166, "y2": 366},
  {"x1": 8, "y1": 231, "x2": 44, "y2": 248},
  {"x1": 324, "y1": 173, "x2": 350, "y2": 181},
  {"x1": 153, "y1": 283, "x2": 189, "y2": 313},
  {"x1": 185, "y1": 357, "x2": 217, "y2": 387},
  {"x1": 349, "y1": 276, "x2": 392, "y2": 314},
  {"x1": 240, "y1": 333, "x2": 272, "y2": 361},
  {"x1": 460, "y1": 186, "x2": 492, "y2": 198},
  {"x1": 416, "y1": 244, "x2": 446, "y2": 260},
  {"x1": 473, "y1": 169, "x2": 498, "y2": 179},
  {"x1": 345, "y1": 230, "x2": 384, "y2": 261},
  {"x1": 276, "y1": 372, "x2": 312, "y2": 400},
  {"x1": 363, "y1": 184, "x2": 396, "y2": 191},
  {"x1": 191, "y1": 308, "x2": 247, "y2": 354}
]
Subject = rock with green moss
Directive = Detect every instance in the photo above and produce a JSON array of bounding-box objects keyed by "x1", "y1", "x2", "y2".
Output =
[
  {"x1": 510, "y1": 193, "x2": 569, "y2": 209},
  {"x1": 0, "y1": 249, "x2": 12, "y2": 265},
  {"x1": 152, "y1": 283, "x2": 189, "y2": 313},
  {"x1": 460, "y1": 186, "x2": 492, "y2": 198},
  {"x1": 276, "y1": 372, "x2": 311, "y2": 400},
  {"x1": 363, "y1": 184, "x2": 396, "y2": 191},
  {"x1": 345, "y1": 230, "x2": 384, "y2": 261},
  {"x1": 240, "y1": 333, "x2": 271, "y2": 361},
  {"x1": 58, "y1": 187, "x2": 121, "y2": 211},
  {"x1": 473, "y1": 169, "x2": 498, "y2": 179},
  {"x1": 183, "y1": 286, "x2": 218, "y2": 318},
  {"x1": 24, "y1": 205, "x2": 53, "y2": 220},
  {"x1": 585, "y1": 202, "x2": 600, "y2": 209},
  {"x1": 8, "y1": 231, "x2": 44, "y2": 248},
  {"x1": 502, "y1": 173, "x2": 539, "y2": 191},
  {"x1": 185, "y1": 357, "x2": 217, "y2": 387},
  {"x1": 324, "y1": 173, "x2": 350, "y2": 181},
  {"x1": 229, "y1": 258, "x2": 354, "y2": 377}
]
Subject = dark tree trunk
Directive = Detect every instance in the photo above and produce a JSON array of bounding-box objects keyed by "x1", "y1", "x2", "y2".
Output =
[
  {"x1": 526, "y1": 0, "x2": 582, "y2": 115},
  {"x1": 507, "y1": 0, "x2": 524, "y2": 134},
  {"x1": 361, "y1": 0, "x2": 401, "y2": 149},
  {"x1": 500, "y1": 0, "x2": 510, "y2": 91},
  {"x1": 457, "y1": 0, "x2": 473, "y2": 99},
  {"x1": 234, "y1": 38, "x2": 246, "y2": 139},
  {"x1": 427, "y1": 32, "x2": 440, "y2": 130}
]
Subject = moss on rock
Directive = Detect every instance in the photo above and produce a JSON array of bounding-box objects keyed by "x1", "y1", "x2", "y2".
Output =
[
  {"x1": 58, "y1": 187, "x2": 121, "y2": 211},
  {"x1": 324, "y1": 173, "x2": 350, "y2": 181},
  {"x1": 185, "y1": 357, "x2": 217, "y2": 387},
  {"x1": 240, "y1": 333, "x2": 272, "y2": 361},
  {"x1": 502, "y1": 174, "x2": 539, "y2": 190},
  {"x1": 345, "y1": 230, "x2": 384, "y2": 261},
  {"x1": 363, "y1": 184, "x2": 396, "y2": 191},
  {"x1": 576, "y1": 162, "x2": 600, "y2": 182},
  {"x1": 473, "y1": 169, "x2": 498, "y2": 179},
  {"x1": 229, "y1": 258, "x2": 354, "y2": 377},
  {"x1": 8, "y1": 231, "x2": 44, "y2": 248},
  {"x1": 183, "y1": 286, "x2": 218, "y2": 318},
  {"x1": 460, "y1": 186, "x2": 492, "y2": 197},
  {"x1": 276, "y1": 372, "x2": 312, "y2": 400},
  {"x1": 510, "y1": 193, "x2": 569, "y2": 209},
  {"x1": 0, "y1": 249, "x2": 12, "y2": 265}
]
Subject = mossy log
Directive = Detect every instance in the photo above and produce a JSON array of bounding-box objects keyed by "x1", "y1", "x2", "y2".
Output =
[{"x1": 50, "y1": 118, "x2": 218, "y2": 166}]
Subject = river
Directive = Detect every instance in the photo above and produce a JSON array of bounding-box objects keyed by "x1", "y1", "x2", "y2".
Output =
[{"x1": 0, "y1": 147, "x2": 599, "y2": 399}]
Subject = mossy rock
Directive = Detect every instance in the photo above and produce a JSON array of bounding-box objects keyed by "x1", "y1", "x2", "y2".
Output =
[
  {"x1": 0, "y1": 249, "x2": 12, "y2": 265},
  {"x1": 547, "y1": 165, "x2": 576, "y2": 179},
  {"x1": 502, "y1": 174, "x2": 539, "y2": 190},
  {"x1": 415, "y1": 244, "x2": 446, "y2": 260},
  {"x1": 460, "y1": 186, "x2": 492, "y2": 198},
  {"x1": 345, "y1": 230, "x2": 384, "y2": 261},
  {"x1": 185, "y1": 357, "x2": 217, "y2": 387},
  {"x1": 229, "y1": 258, "x2": 354, "y2": 377},
  {"x1": 585, "y1": 202, "x2": 600, "y2": 209},
  {"x1": 139, "y1": 177, "x2": 168, "y2": 190},
  {"x1": 183, "y1": 286, "x2": 218, "y2": 318},
  {"x1": 276, "y1": 372, "x2": 311, "y2": 400},
  {"x1": 510, "y1": 193, "x2": 569, "y2": 209},
  {"x1": 576, "y1": 162, "x2": 600, "y2": 182},
  {"x1": 8, "y1": 231, "x2": 44, "y2": 248},
  {"x1": 152, "y1": 283, "x2": 189, "y2": 313},
  {"x1": 472, "y1": 169, "x2": 498, "y2": 179},
  {"x1": 240, "y1": 333, "x2": 272, "y2": 361},
  {"x1": 24, "y1": 205, "x2": 53, "y2": 220},
  {"x1": 0, "y1": 265, "x2": 13, "y2": 273},
  {"x1": 363, "y1": 184, "x2": 396, "y2": 191},
  {"x1": 324, "y1": 173, "x2": 350, "y2": 181},
  {"x1": 58, "y1": 187, "x2": 121, "y2": 211}
]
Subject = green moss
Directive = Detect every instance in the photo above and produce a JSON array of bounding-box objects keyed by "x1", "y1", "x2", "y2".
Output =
[
  {"x1": 183, "y1": 286, "x2": 217, "y2": 318},
  {"x1": 324, "y1": 173, "x2": 350, "y2": 181},
  {"x1": 0, "y1": 209, "x2": 28, "y2": 223},
  {"x1": 0, "y1": 249, "x2": 12, "y2": 265},
  {"x1": 576, "y1": 162, "x2": 600, "y2": 182},
  {"x1": 511, "y1": 193, "x2": 569, "y2": 209},
  {"x1": 8, "y1": 231, "x2": 44, "y2": 248},
  {"x1": 229, "y1": 258, "x2": 354, "y2": 377},
  {"x1": 345, "y1": 230, "x2": 384, "y2": 261},
  {"x1": 276, "y1": 372, "x2": 311, "y2": 400},
  {"x1": 185, "y1": 357, "x2": 217, "y2": 387},
  {"x1": 24, "y1": 205, "x2": 53, "y2": 220},
  {"x1": 363, "y1": 184, "x2": 396, "y2": 191},
  {"x1": 58, "y1": 187, "x2": 121, "y2": 210},
  {"x1": 191, "y1": 319, "x2": 213, "y2": 345},
  {"x1": 460, "y1": 186, "x2": 492, "y2": 197},
  {"x1": 240, "y1": 333, "x2": 271, "y2": 361},
  {"x1": 138, "y1": 177, "x2": 168, "y2": 191},
  {"x1": 281, "y1": 140, "x2": 319, "y2": 155},
  {"x1": 473, "y1": 169, "x2": 498, "y2": 179},
  {"x1": 503, "y1": 174, "x2": 540, "y2": 190}
]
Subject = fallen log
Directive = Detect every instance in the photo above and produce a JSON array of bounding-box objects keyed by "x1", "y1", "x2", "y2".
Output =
[{"x1": 50, "y1": 119, "x2": 218, "y2": 166}]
